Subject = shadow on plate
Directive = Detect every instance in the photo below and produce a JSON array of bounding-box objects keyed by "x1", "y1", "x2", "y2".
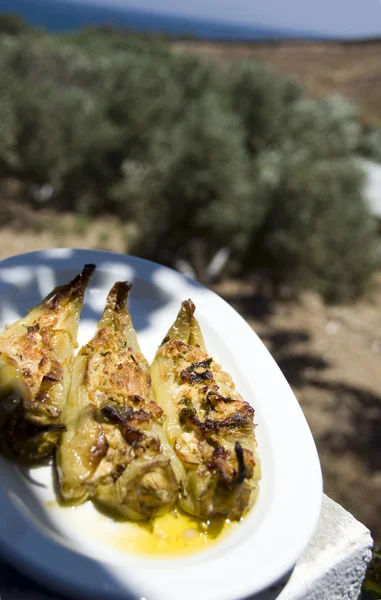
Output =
[
  {"x1": 0, "y1": 249, "x2": 203, "y2": 334},
  {"x1": 242, "y1": 569, "x2": 294, "y2": 600},
  {"x1": 0, "y1": 560, "x2": 294, "y2": 600}
]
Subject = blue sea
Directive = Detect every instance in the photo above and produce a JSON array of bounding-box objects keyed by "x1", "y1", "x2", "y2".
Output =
[{"x1": 0, "y1": 0, "x2": 328, "y2": 41}]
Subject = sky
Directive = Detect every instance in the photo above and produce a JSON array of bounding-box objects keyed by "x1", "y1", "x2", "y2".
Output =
[{"x1": 67, "y1": 0, "x2": 381, "y2": 38}]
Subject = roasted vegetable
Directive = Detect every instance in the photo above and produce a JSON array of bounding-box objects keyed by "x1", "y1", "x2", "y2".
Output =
[
  {"x1": 57, "y1": 282, "x2": 180, "y2": 520},
  {"x1": 0, "y1": 264, "x2": 96, "y2": 461},
  {"x1": 151, "y1": 300, "x2": 261, "y2": 520}
]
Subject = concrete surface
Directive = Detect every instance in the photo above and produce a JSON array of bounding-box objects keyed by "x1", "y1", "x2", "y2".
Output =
[{"x1": 253, "y1": 495, "x2": 374, "y2": 600}]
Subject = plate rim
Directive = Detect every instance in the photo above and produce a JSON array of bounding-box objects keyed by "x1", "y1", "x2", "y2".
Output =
[{"x1": 0, "y1": 248, "x2": 323, "y2": 600}]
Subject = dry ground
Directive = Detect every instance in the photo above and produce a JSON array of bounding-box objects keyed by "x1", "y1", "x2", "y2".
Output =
[{"x1": 173, "y1": 39, "x2": 381, "y2": 124}]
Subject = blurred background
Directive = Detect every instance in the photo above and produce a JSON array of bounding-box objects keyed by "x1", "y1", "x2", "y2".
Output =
[{"x1": 0, "y1": 0, "x2": 380, "y2": 548}]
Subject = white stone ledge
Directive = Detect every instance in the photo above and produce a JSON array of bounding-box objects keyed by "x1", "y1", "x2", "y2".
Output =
[
  {"x1": 0, "y1": 495, "x2": 374, "y2": 600},
  {"x1": 254, "y1": 494, "x2": 374, "y2": 600}
]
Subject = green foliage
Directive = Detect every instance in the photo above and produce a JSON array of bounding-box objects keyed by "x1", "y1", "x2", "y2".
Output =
[
  {"x1": 111, "y1": 88, "x2": 254, "y2": 263},
  {"x1": 0, "y1": 26, "x2": 378, "y2": 301},
  {"x1": 281, "y1": 95, "x2": 361, "y2": 159},
  {"x1": 358, "y1": 126, "x2": 381, "y2": 163},
  {"x1": 227, "y1": 60, "x2": 303, "y2": 155},
  {"x1": 0, "y1": 89, "x2": 18, "y2": 170},
  {"x1": 0, "y1": 36, "x2": 121, "y2": 209},
  {"x1": 248, "y1": 156, "x2": 378, "y2": 301},
  {"x1": 0, "y1": 14, "x2": 30, "y2": 36},
  {"x1": 238, "y1": 93, "x2": 378, "y2": 300}
]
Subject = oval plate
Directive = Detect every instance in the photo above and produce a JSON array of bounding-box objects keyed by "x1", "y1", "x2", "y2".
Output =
[{"x1": 0, "y1": 249, "x2": 322, "y2": 600}]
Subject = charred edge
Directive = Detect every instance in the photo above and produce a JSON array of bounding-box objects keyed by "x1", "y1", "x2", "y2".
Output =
[
  {"x1": 207, "y1": 391, "x2": 255, "y2": 420},
  {"x1": 212, "y1": 446, "x2": 227, "y2": 460},
  {"x1": 181, "y1": 358, "x2": 213, "y2": 383},
  {"x1": 130, "y1": 354, "x2": 139, "y2": 366},
  {"x1": 207, "y1": 390, "x2": 234, "y2": 404},
  {"x1": 102, "y1": 404, "x2": 151, "y2": 424},
  {"x1": 100, "y1": 405, "x2": 144, "y2": 445},
  {"x1": 67, "y1": 263, "x2": 96, "y2": 293},
  {"x1": 43, "y1": 360, "x2": 64, "y2": 382},
  {"x1": 187, "y1": 358, "x2": 213, "y2": 371},
  {"x1": 178, "y1": 397, "x2": 192, "y2": 407},
  {"x1": 122, "y1": 425, "x2": 144, "y2": 445},
  {"x1": 13, "y1": 421, "x2": 66, "y2": 435},
  {"x1": 105, "y1": 395, "x2": 163, "y2": 423},
  {"x1": 64, "y1": 263, "x2": 96, "y2": 293},
  {"x1": 179, "y1": 407, "x2": 252, "y2": 432},
  {"x1": 144, "y1": 436, "x2": 161, "y2": 453},
  {"x1": 100, "y1": 405, "x2": 125, "y2": 425},
  {"x1": 47, "y1": 263, "x2": 96, "y2": 309},
  {"x1": 180, "y1": 369, "x2": 213, "y2": 384},
  {"x1": 115, "y1": 281, "x2": 133, "y2": 311},
  {"x1": 112, "y1": 463, "x2": 126, "y2": 482},
  {"x1": 2, "y1": 414, "x2": 65, "y2": 460},
  {"x1": 43, "y1": 372, "x2": 62, "y2": 383},
  {"x1": 208, "y1": 443, "x2": 249, "y2": 488},
  {"x1": 208, "y1": 446, "x2": 235, "y2": 486},
  {"x1": 41, "y1": 423, "x2": 67, "y2": 432},
  {"x1": 129, "y1": 394, "x2": 145, "y2": 404},
  {"x1": 89, "y1": 427, "x2": 109, "y2": 465},
  {"x1": 26, "y1": 324, "x2": 40, "y2": 333},
  {"x1": 147, "y1": 401, "x2": 164, "y2": 422},
  {"x1": 39, "y1": 356, "x2": 49, "y2": 369},
  {"x1": 181, "y1": 299, "x2": 196, "y2": 317},
  {"x1": 219, "y1": 413, "x2": 254, "y2": 430},
  {"x1": 234, "y1": 441, "x2": 248, "y2": 484},
  {"x1": 82, "y1": 263, "x2": 96, "y2": 280},
  {"x1": 124, "y1": 408, "x2": 151, "y2": 424},
  {"x1": 83, "y1": 263, "x2": 96, "y2": 275}
]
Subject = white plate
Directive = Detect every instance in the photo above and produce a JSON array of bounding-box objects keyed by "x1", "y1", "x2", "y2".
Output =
[{"x1": 0, "y1": 249, "x2": 322, "y2": 600}]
